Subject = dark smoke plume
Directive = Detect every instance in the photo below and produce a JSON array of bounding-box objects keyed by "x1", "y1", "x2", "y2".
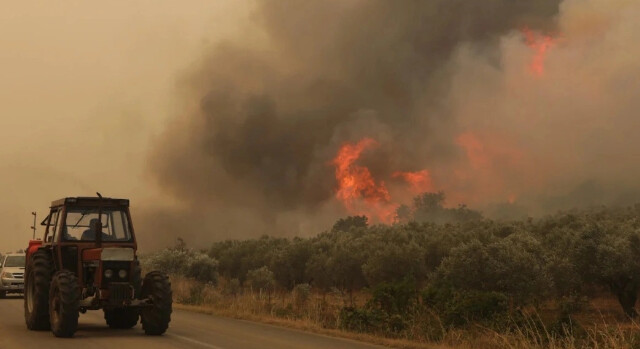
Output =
[{"x1": 147, "y1": 0, "x2": 562, "y2": 243}]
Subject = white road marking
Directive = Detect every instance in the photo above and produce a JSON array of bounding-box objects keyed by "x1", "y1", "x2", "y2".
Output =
[{"x1": 169, "y1": 333, "x2": 226, "y2": 349}]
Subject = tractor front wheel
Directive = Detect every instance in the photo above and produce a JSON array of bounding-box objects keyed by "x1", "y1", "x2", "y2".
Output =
[
  {"x1": 49, "y1": 271, "x2": 80, "y2": 338},
  {"x1": 140, "y1": 271, "x2": 172, "y2": 335},
  {"x1": 24, "y1": 250, "x2": 53, "y2": 330}
]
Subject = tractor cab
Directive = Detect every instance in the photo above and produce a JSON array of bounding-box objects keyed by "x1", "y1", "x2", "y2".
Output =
[
  {"x1": 34, "y1": 197, "x2": 137, "y2": 294},
  {"x1": 31, "y1": 197, "x2": 137, "y2": 297}
]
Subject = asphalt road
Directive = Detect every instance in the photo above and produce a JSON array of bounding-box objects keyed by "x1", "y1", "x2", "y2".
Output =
[{"x1": 0, "y1": 296, "x2": 387, "y2": 349}]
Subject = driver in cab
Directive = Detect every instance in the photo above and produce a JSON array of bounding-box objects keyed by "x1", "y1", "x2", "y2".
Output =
[{"x1": 81, "y1": 218, "x2": 110, "y2": 241}]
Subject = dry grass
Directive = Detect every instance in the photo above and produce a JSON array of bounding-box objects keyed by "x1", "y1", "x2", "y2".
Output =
[
  {"x1": 175, "y1": 304, "x2": 440, "y2": 349},
  {"x1": 172, "y1": 276, "x2": 439, "y2": 348},
  {"x1": 171, "y1": 276, "x2": 640, "y2": 349}
]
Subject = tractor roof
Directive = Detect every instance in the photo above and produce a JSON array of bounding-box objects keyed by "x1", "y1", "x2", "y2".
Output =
[{"x1": 50, "y1": 197, "x2": 130, "y2": 208}]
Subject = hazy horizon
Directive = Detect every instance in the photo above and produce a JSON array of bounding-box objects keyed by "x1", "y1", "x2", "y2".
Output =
[{"x1": 0, "y1": 1, "x2": 255, "y2": 252}]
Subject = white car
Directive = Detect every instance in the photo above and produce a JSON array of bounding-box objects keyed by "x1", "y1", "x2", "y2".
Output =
[{"x1": 0, "y1": 253, "x2": 25, "y2": 298}]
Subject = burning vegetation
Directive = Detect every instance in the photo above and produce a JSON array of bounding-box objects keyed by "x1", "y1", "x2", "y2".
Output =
[
  {"x1": 143, "y1": 0, "x2": 640, "y2": 246},
  {"x1": 330, "y1": 133, "x2": 525, "y2": 224},
  {"x1": 332, "y1": 138, "x2": 395, "y2": 223},
  {"x1": 332, "y1": 138, "x2": 440, "y2": 224}
]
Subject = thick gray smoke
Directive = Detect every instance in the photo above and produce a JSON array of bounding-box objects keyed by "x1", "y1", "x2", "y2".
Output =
[{"x1": 150, "y1": 0, "x2": 640, "y2": 244}]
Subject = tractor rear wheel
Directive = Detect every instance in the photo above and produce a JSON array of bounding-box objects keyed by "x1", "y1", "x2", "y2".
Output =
[
  {"x1": 104, "y1": 308, "x2": 139, "y2": 329},
  {"x1": 24, "y1": 250, "x2": 53, "y2": 330},
  {"x1": 140, "y1": 271, "x2": 172, "y2": 335},
  {"x1": 49, "y1": 270, "x2": 80, "y2": 337}
]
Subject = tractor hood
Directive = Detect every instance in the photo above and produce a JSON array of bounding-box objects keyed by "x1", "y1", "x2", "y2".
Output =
[{"x1": 82, "y1": 247, "x2": 135, "y2": 261}]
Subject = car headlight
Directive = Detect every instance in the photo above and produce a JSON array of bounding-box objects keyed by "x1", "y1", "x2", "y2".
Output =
[
  {"x1": 1, "y1": 272, "x2": 12, "y2": 279},
  {"x1": 118, "y1": 269, "x2": 127, "y2": 279},
  {"x1": 104, "y1": 269, "x2": 113, "y2": 278}
]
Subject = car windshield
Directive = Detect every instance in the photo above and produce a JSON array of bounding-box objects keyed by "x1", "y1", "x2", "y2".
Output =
[
  {"x1": 62, "y1": 208, "x2": 132, "y2": 242},
  {"x1": 4, "y1": 256, "x2": 25, "y2": 268}
]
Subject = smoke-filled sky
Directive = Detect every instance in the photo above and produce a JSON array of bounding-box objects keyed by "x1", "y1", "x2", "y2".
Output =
[
  {"x1": 0, "y1": 0, "x2": 252, "y2": 251},
  {"x1": 2, "y1": 0, "x2": 639, "y2": 251}
]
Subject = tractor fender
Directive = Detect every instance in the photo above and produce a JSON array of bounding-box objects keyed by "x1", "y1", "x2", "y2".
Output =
[{"x1": 26, "y1": 240, "x2": 43, "y2": 262}]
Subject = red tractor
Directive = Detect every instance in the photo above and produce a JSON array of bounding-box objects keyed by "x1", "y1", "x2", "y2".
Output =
[{"x1": 25, "y1": 195, "x2": 172, "y2": 337}]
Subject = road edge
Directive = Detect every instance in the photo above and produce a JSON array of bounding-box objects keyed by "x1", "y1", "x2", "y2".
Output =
[{"x1": 174, "y1": 303, "x2": 441, "y2": 349}]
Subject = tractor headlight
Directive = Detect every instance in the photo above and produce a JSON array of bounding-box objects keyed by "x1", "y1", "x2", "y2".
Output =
[
  {"x1": 1, "y1": 272, "x2": 12, "y2": 279},
  {"x1": 118, "y1": 269, "x2": 127, "y2": 279},
  {"x1": 104, "y1": 269, "x2": 113, "y2": 278}
]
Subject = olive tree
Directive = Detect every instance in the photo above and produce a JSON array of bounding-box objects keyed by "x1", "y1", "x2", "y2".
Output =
[
  {"x1": 434, "y1": 233, "x2": 550, "y2": 306},
  {"x1": 573, "y1": 225, "x2": 640, "y2": 317},
  {"x1": 247, "y1": 266, "x2": 276, "y2": 303},
  {"x1": 332, "y1": 216, "x2": 368, "y2": 232}
]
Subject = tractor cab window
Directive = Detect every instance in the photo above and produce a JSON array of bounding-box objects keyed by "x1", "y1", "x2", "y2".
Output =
[
  {"x1": 62, "y1": 208, "x2": 132, "y2": 242},
  {"x1": 47, "y1": 210, "x2": 60, "y2": 243}
]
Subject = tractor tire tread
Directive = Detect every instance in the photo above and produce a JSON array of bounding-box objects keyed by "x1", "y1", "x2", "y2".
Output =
[
  {"x1": 140, "y1": 271, "x2": 172, "y2": 335},
  {"x1": 24, "y1": 250, "x2": 53, "y2": 330},
  {"x1": 49, "y1": 270, "x2": 80, "y2": 338}
]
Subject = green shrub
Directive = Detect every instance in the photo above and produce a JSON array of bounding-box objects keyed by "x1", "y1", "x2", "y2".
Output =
[
  {"x1": 367, "y1": 277, "x2": 418, "y2": 315},
  {"x1": 224, "y1": 278, "x2": 242, "y2": 297},
  {"x1": 409, "y1": 309, "x2": 446, "y2": 342},
  {"x1": 142, "y1": 247, "x2": 219, "y2": 285},
  {"x1": 433, "y1": 235, "x2": 550, "y2": 306},
  {"x1": 423, "y1": 286, "x2": 509, "y2": 327},
  {"x1": 179, "y1": 283, "x2": 206, "y2": 305},
  {"x1": 293, "y1": 283, "x2": 311, "y2": 308},
  {"x1": 332, "y1": 216, "x2": 368, "y2": 232},
  {"x1": 338, "y1": 307, "x2": 385, "y2": 333},
  {"x1": 247, "y1": 266, "x2": 276, "y2": 293},
  {"x1": 187, "y1": 253, "x2": 219, "y2": 284}
]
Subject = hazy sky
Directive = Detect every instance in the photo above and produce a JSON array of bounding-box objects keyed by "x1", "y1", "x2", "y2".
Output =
[{"x1": 0, "y1": 1, "x2": 254, "y2": 252}]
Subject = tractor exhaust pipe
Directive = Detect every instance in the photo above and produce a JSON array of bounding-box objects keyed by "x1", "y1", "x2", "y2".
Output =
[{"x1": 96, "y1": 192, "x2": 103, "y2": 248}]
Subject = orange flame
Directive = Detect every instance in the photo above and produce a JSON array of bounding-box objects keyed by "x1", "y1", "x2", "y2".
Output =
[
  {"x1": 331, "y1": 133, "x2": 533, "y2": 223},
  {"x1": 392, "y1": 170, "x2": 434, "y2": 194},
  {"x1": 332, "y1": 138, "x2": 396, "y2": 223},
  {"x1": 522, "y1": 28, "x2": 556, "y2": 77}
]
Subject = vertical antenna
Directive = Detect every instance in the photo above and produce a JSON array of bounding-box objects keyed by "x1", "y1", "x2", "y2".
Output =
[{"x1": 31, "y1": 212, "x2": 37, "y2": 240}]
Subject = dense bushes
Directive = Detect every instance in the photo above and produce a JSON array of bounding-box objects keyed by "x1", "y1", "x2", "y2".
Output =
[
  {"x1": 204, "y1": 205, "x2": 640, "y2": 321},
  {"x1": 141, "y1": 243, "x2": 219, "y2": 285},
  {"x1": 246, "y1": 266, "x2": 275, "y2": 295},
  {"x1": 142, "y1": 202, "x2": 640, "y2": 339},
  {"x1": 422, "y1": 286, "x2": 509, "y2": 327},
  {"x1": 433, "y1": 233, "x2": 550, "y2": 305}
]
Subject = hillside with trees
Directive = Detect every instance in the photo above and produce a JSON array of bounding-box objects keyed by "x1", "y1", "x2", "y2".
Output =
[{"x1": 142, "y1": 194, "x2": 640, "y2": 348}]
